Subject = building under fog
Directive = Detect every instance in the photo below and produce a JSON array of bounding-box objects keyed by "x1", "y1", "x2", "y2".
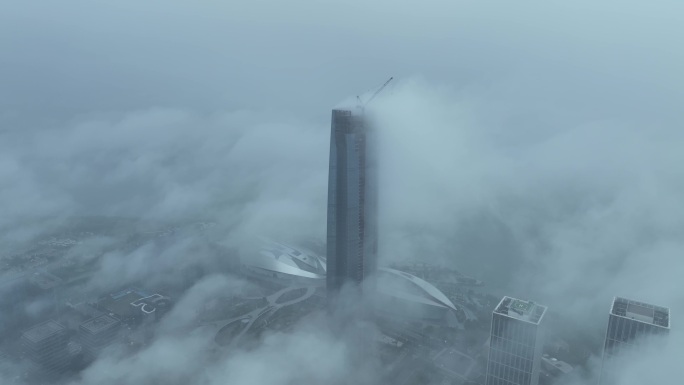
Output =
[
  {"x1": 326, "y1": 109, "x2": 378, "y2": 298},
  {"x1": 486, "y1": 296, "x2": 547, "y2": 385},
  {"x1": 540, "y1": 354, "x2": 572, "y2": 378},
  {"x1": 241, "y1": 240, "x2": 463, "y2": 326},
  {"x1": 93, "y1": 288, "x2": 171, "y2": 326},
  {"x1": 79, "y1": 314, "x2": 121, "y2": 361},
  {"x1": 375, "y1": 267, "x2": 462, "y2": 327},
  {"x1": 241, "y1": 239, "x2": 326, "y2": 286},
  {"x1": 21, "y1": 320, "x2": 70, "y2": 373},
  {"x1": 599, "y1": 297, "x2": 670, "y2": 385}
]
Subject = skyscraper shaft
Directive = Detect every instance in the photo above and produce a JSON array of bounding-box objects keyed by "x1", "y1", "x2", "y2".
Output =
[
  {"x1": 599, "y1": 297, "x2": 670, "y2": 384},
  {"x1": 486, "y1": 296, "x2": 547, "y2": 385},
  {"x1": 326, "y1": 109, "x2": 378, "y2": 299}
]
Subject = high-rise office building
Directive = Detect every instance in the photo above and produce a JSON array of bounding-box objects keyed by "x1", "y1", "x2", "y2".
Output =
[
  {"x1": 486, "y1": 296, "x2": 547, "y2": 385},
  {"x1": 599, "y1": 297, "x2": 670, "y2": 384},
  {"x1": 21, "y1": 320, "x2": 69, "y2": 373},
  {"x1": 326, "y1": 109, "x2": 378, "y2": 299},
  {"x1": 79, "y1": 314, "x2": 121, "y2": 361}
]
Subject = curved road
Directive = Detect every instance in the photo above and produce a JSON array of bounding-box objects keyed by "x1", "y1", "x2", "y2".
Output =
[{"x1": 203, "y1": 285, "x2": 316, "y2": 348}]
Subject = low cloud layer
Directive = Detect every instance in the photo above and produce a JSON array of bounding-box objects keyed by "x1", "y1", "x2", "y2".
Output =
[
  {"x1": 1, "y1": 0, "x2": 683, "y2": 384},
  {"x1": 375, "y1": 79, "x2": 684, "y2": 323},
  {"x1": 375, "y1": 79, "x2": 684, "y2": 384},
  {"x1": 0, "y1": 109, "x2": 329, "y2": 249},
  {"x1": 1, "y1": 79, "x2": 681, "y2": 385}
]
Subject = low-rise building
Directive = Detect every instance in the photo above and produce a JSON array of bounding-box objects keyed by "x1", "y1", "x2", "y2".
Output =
[
  {"x1": 540, "y1": 354, "x2": 573, "y2": 377},
  {"x1": 21, "y1": 320, "x2": 69, "y2": 373},
  {"x1": 79, "y1": 315, "x2": 121, "y2": 361}
]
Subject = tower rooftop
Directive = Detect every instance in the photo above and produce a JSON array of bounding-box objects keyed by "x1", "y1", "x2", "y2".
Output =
[
  {"x1": 22, "y1": 320, "x2": 66, "y2": 344},
  {"x1": 611, "y1": 297, "x2": 670, "y2": 328},
  {"x1": 494, "y1": 296, "x2": 547, "y2": 325},
  {"x1": 80, "y1": 314, "x2": 120, "y2": 335}
]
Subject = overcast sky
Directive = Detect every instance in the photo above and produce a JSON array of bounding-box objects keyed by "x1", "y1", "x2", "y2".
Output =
[
  {"x1": 1, "y1": 1, "x2": 683, "y2": 384},
  {"x1": 2, "y1": 1, "x2": 682, "y2": 122}
]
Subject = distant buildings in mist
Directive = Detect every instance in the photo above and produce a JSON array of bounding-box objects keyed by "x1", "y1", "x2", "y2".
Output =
[
  {"x1": 321, "y1": 102, "x2": 675, "y2": 385},
  {"x1": 320, "y1": 100, "x2": 674, "y2": 385},
  {"x1": 481, "y1": 294, "x2": 672, "y2": 385},
  {"x1": 79, "y1": 314, "x2": 120, "y2": 362},
  {"x1": 18, "y1": 287, "x2": 172, "y2": 375},
  {"x1": 21, "y1": 320, "x2": 70, "y2": 374},
  {"x1": 4, "y1": 98, "x2": 674, "y2": 385}
]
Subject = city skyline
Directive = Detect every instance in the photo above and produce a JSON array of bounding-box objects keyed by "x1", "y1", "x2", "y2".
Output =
[{"x1": 1, "y1": 1, "x2": 682, "y2": 384}]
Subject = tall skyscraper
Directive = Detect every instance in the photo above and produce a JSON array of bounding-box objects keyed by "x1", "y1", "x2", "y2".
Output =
[
  {"x1": 599, "y1": 297, "x2": 670, "y2": 385},
  {"x1": 326, "y1": 109, "x2": 378, "y2": 299},
  {"x1": 486, "y1": 296, "x2": 547, "y2": 385}
]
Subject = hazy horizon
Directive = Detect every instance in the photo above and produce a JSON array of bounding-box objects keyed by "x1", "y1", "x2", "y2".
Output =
[{"x1": 1, "y1": 1, "x2": 682, "y2": 384}]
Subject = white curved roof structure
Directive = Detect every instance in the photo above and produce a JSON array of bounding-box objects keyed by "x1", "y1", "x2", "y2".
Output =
[
  {"x1": 377, "y1": 267, "x2": 457, "y2": 311},
  {"x1": 243, "y1": 241, "x2": 456, "y2": 315},
  {"x1": 242, "y1": 239, "x2": 326, "y2": 279}
]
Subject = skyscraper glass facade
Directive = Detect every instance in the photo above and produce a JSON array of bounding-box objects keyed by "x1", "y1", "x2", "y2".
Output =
[
  {"x1": 599, "y1": 297, "x2": 670, "y2": 384},
  {"x1": 486, "y1": 297, "x2": 547, "y2": 385},
  {"x1": 326, "y1": 109, "x2": 378, "y2": 297}
]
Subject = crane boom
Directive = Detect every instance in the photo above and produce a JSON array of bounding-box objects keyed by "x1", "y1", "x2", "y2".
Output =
[
  {"x1": 365, "y1": 77, "x2": 393, "y2": 106},
  {"x1": 357, "y1": 77, "x2": 393, "y2": 112}
]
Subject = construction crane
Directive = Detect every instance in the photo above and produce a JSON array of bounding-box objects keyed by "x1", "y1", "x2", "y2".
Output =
[{"x1": 356, "y1": 77, "x2": 393, "y2": 113}]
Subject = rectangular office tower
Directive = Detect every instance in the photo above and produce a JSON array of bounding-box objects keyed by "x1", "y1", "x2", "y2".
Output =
[
  {"x1": 326, "y1": 109, "x2": 378, "y2": 297},
  {"x1": 486, "y1": 296, "x2": 547, "y2": 385},
  {"x1": 21, "y1": 320, "x2": 69, "y2": 373},
  {"x1": 599, "y1": 297, "x2": 670, "y2": 384}
]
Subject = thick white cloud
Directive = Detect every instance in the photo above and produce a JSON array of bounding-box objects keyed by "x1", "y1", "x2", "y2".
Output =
[
  {"x1": 0, "y1": 108, "x2": 328, "y2": 247},
  {"x1": 1, "y1": 0, "x2": 682, "y2": 384}
]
